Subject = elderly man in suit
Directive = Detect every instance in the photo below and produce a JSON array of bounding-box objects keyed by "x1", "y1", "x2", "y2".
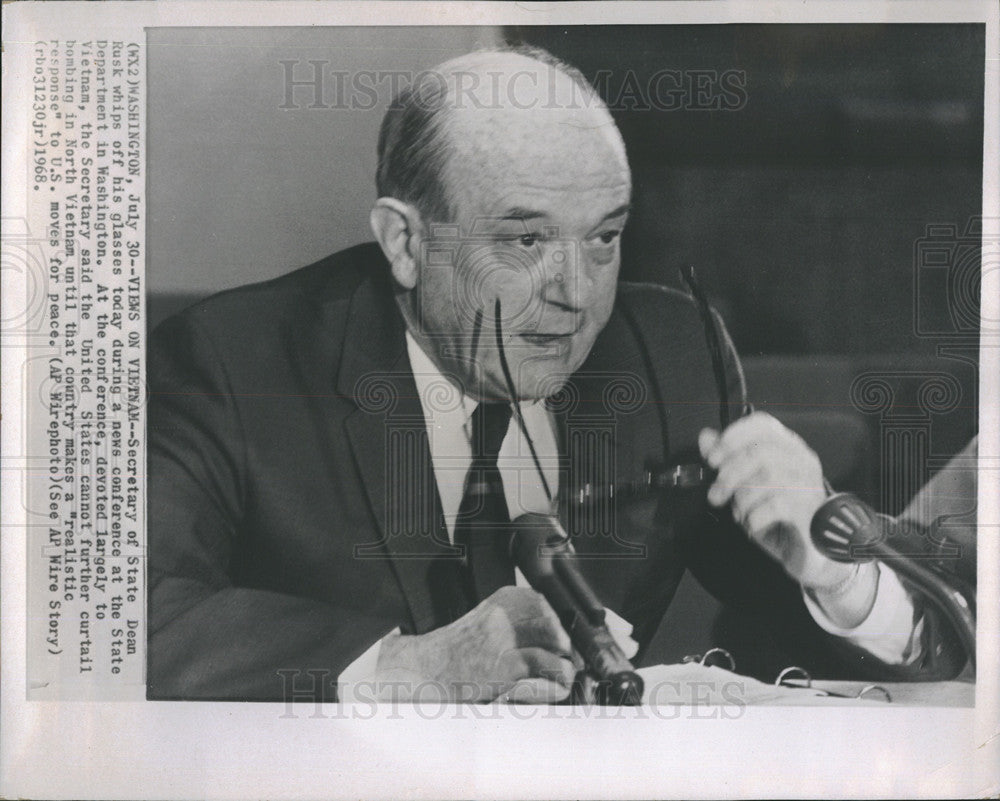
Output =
[{"x1": 147, "y1": 47, "x2": 960, "y2": 702}]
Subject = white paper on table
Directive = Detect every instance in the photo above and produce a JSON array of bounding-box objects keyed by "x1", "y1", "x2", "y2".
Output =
[{"x1": 637, "y1": 663, "x2": 888, "y2": 707}]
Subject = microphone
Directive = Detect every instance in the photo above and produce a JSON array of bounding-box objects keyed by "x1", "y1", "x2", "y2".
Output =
[
  {"x1": 810, "y1": 492, "x2": 976, "y2": 670},
  {"x1": 509, "y1": 512, "x2": 644, "y2": 705}
]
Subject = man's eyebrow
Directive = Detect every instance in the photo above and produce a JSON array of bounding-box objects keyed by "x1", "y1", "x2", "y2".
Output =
[
  {"x1": 599, "y1": 203, "x2": 632, "y2": 221},
  {"x1": 584, "y1": 203, "x2": 633, "y2": 236},
  {"x1": 497, "y1": 203, "x2": 632, "y2": 223}
]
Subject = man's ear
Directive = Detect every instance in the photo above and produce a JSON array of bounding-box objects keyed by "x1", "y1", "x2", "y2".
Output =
[{"x1": 370, "y1": 198, "x2": 423, "y2": 290}]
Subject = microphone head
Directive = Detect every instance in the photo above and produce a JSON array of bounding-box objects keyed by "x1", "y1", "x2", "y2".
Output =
[{"x1": 810, "y1": 493, "x2": 883, "y2": 563}]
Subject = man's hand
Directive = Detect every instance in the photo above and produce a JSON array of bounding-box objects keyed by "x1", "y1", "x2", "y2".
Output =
[
  {"x1": 698, "y1": 412, "x2": 852, "y2": 591},
  {"x1": 699, "y1": 412, "x2": 880, "y2": 629},
  {"x1": 371, "y1": 586, "x2": 577, "y2": 704}
]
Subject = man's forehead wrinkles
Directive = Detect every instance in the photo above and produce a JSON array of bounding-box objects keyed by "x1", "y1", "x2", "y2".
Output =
[
  {"x1": 477, "y1": 177, "x2": 629, "y2": 202},
  {"x1": 461, "y1": 172, "x2": 631, "y2": 215},
  {"x1": 447, "y1": 99, "x2": 623, "y2": 149},
  {"x1": 444, "y1": 105, "x2": 626, "y2": 168},
  {"x1": 476, "y1": 176, "x2": 632, "y2": 200},
  {"x1": 454, "y1": 114, "x2": 619, "y2": 148},
  {"x1": 436, "y1": 67, "x2": 632, "y2": 232},
  {"x1": 455, "y1": 144, "x2": 630, "y2": 183}
]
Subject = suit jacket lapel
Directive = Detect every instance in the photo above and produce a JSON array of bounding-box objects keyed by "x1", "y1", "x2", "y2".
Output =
[
  {"x1": 550, "y1": 309, "x2": 651, "y2": 558},
  {"x1": 336, "y1": 271, "x2": 454, "y2": 634},
  {"x1": 330, "y1": 267, "x2": 654, "y2": 632}
]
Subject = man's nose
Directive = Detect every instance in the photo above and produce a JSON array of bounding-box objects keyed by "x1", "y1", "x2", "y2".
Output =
[{"x1": 541, "y1": 242, "x2": 589, "y2": 312}]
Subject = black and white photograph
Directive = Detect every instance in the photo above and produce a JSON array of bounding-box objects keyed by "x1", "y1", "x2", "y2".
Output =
[
  {"x1": 1, "y1": 2, "x2": 997, "y2": 799},
  {"x1": 145, "y1": 23, "x2": 983, "y2": 705}
]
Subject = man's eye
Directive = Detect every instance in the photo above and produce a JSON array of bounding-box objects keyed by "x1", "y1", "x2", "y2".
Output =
[
  {"x1": 518, "y1": 233, "x2": 540, "y2": 247},
  {"x1": 597, "y1": 230, "x2": 621, "y2": 245}
]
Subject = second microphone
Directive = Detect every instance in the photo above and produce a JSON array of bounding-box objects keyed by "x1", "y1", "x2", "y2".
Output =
[{"x1": 509, "y1": 512, "x2": 644, "y2": 705}]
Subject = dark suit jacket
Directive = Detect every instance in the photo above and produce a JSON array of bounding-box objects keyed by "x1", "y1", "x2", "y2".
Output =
[{"x1": 147, "y1": 243, "x2": 963, "y2": 701}]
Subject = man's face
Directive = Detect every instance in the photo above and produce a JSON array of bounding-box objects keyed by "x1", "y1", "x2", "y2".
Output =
[{"x1": 407, "y1": 75, "x2": 632, "y2": 401}]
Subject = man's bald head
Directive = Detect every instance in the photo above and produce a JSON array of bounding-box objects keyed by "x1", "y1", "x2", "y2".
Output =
[
  {"x1": 371, "y1": 46, "x2": 632, "y2": 401},
  {"x1": 375, "y1": 46, "x2": 627, "y2": 223}
]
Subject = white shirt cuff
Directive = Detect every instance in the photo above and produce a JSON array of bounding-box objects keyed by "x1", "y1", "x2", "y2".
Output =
[
  {"x1": 337, "y1": 628, "x2": 400, "y2": 702},
  {"x1": 803, "y1": 563, "x2": 924, "y2": 665},
  {"x1": 515, "y1": 567, "x2": 639, "y2": 659}
]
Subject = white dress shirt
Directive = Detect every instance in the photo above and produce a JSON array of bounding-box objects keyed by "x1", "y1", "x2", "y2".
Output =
[
  {"x1": 339, "y1": 333, "x2": 922, "y2": 696},
  {"x1": 408, "y1": 340, "x2": 561, "y2": 540}
]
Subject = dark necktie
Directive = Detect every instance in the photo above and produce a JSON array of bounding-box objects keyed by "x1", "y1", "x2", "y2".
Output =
[{"x1": 454, "y1": 402, "x2": 516, "y2": 603}]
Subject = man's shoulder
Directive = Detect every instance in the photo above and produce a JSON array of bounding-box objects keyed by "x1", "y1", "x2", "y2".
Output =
[
  {"x1": 582, "y1": 280, "x2": 714, "y2": 376},
  {"x1": 154, "y1": 242, "x2": 387, "y2": 339},
  {"x1": 614, "y1": 280, "x2": 704, "y2": 332}
]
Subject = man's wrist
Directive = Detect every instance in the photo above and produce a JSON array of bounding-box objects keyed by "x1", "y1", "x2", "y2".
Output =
[{"x1": 807, "y1": 561, "x2": 879, "y2": 629}]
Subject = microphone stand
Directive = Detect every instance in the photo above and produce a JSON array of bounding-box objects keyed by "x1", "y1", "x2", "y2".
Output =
[
  {"x1": 486, "y1": 267, "x2": 733, "y2": 704},
  {"x1": 510, "y1": 512, "x2": 644, "y2": 706},
  {"x1": 490, "y1": 299, "x2": 644, "y2": 704}
]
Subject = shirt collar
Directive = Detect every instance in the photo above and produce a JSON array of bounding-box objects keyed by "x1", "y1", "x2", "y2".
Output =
[{"x1": 405, "y1": 331, "x2": 478, "y2": 426}]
